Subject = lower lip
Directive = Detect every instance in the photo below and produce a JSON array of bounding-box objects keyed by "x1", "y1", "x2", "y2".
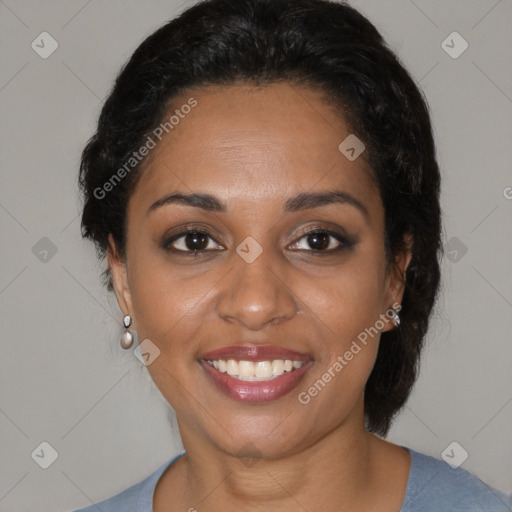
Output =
[{"x1": 200, "y1": 360, "x2": 313, "y2": 403}]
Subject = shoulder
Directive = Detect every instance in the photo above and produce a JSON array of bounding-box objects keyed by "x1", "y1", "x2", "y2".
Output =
[
  {"x1": 401, "y1": 447, "x2": 512, "y2": 512},
  {"x1": 71, "y1": 480, "x2": 143, "y2": 512},
  {"x1": 70, "y1": 452, "x2": 185, "y2": 512}
]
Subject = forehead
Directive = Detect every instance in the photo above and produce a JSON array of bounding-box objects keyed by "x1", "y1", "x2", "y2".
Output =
[{"x1": 130, "y1": 82, "x2": 378, "y2": 210}]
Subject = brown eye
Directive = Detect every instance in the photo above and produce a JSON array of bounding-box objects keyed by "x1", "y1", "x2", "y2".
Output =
[
  {"x1": 182, "y1": 231, "x2": 209, "y2": 251},
  {"x1": 163, "y1": 229, "x2": 223, "y2": 254},
  {"x1": 289, "y1": 229, "x2": 354, "y2": 253},
  {"x1": 306, "y1": 232, "x2": 331, "y2": 251}
]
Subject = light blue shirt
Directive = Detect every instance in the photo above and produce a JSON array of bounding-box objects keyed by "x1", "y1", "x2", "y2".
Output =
[{"x1": 72, "y1": 447, "x2": 512, "y2": 511}]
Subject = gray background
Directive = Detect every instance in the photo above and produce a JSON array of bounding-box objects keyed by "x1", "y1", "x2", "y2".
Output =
[{"x1": 0, "y1": 0, "x2": 511, "y2": 510}]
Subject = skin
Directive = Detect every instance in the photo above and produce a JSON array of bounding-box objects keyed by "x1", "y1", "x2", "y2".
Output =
[{"x1": 108, "y1": 82, "x2": 413, "y2": 511}]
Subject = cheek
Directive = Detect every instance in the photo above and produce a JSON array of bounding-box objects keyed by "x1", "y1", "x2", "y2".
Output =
[
  {"x1": 298, "y1": 247, "x2": 387, "y2": 407},
  {"x1": 296, "y1": 272, "x2": 385, "y2": 423},
  {"x1": 126, "y1": 250, "x2": 214, "y2": 352},
  {"x1": 126, "y1": 255, "x2": 215, "y2": 406},
  {"x1": 309, "y1": 281, "x2": 383, "y2": 384},
  {"x1": 308, "y1": 253, "x2": 387, "y2": 341}
]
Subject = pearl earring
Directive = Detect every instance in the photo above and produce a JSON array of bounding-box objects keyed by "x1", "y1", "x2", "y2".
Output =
[{"x1": 121, "y1": 315, "x2": 134, "y2": 349}]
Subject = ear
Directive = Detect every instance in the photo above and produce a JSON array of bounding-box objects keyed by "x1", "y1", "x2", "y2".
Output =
[
  {"x1": 381, "y1": 233, "x2": 413, "y2": 332},
  {"x1": 107, "y1": 234, "x2": 134, "y2": 319}
]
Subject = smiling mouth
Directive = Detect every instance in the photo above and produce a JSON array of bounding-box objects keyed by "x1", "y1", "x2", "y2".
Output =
[
  {"x1": 205, "y1": 358, "x2": 305, "y2": 381},
  {"x1": 198, "y1": 345, "x2": 313, "y2": 402}
]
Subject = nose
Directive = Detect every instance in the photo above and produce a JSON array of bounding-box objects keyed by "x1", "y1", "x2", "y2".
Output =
[{"x1": 216, "y1": 246, "x2": 299, "y2": 331}]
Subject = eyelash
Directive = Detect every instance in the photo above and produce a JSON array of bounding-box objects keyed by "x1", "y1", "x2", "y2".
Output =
[{"x1": 162, "y1": 225, "x2": 355, "y2": 256}]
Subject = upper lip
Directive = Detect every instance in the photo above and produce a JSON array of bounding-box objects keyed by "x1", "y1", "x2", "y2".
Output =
[{"x1": 199, "y1": 345, "x2": 312, "y2": 362}]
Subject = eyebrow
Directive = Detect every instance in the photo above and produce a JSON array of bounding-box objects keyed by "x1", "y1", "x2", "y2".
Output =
[{"x1": 147, "y1": 190, "x2": 370, "y2": 221}]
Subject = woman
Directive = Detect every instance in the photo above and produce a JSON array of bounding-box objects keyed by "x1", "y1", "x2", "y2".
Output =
[{"x1": 73, "y1": 0, "x2": 512, "y2": 510}]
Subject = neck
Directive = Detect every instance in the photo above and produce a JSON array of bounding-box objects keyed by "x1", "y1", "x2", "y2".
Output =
[{"x1": 175, "y1": 404, "x2": 382, "y2": 511}]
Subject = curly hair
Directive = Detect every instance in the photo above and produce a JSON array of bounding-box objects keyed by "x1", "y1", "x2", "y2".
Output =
[{"x1": 79, "y1": 0, "x2": 442, "y2": 436}]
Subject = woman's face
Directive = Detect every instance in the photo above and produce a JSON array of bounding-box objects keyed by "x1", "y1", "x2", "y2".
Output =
[{"x1": 109, "y1": 82, "x2": 409, "y2": 459}]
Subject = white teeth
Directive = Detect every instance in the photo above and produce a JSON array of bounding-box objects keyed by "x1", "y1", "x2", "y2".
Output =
[
  {"x1": 238, "y1": 361, "x2": 255, "y2": 377},
  {"x1": 255, "y1": 361, "x2": 273, "y2": 378},
  {"x1": 207, "y1": 358, "x2": 306, "y2": 380},
  {"x1": 272, "y1": 359, "x2": 284, "y2": 376},
  {"x1": 226, "y1": 359, "x2": 239, "y2": 376}
]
